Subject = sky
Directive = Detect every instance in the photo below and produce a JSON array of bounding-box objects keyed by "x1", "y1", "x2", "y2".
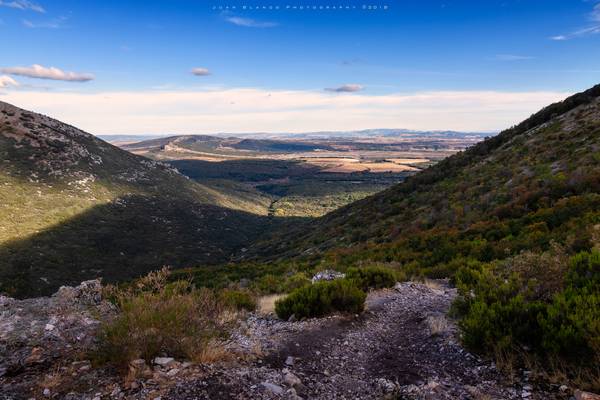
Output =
[{"x1": 1, "y1": 0, "x2": 599, "y2": 134}]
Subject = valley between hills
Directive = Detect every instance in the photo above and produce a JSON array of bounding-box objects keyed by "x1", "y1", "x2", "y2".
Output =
[{"x1": 1, "y1": 84, "x2": 600, "y2": 399}]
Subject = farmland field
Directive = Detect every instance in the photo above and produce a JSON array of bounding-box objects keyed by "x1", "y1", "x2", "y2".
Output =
[{"x1": 107, "y1": 130, "x2": 485, "y2": 217}]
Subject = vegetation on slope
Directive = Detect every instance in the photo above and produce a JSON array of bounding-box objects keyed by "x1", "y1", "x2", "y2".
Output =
[
  {"x1": 247, "y1": 84, "x2": 600, "y2": 385},
  {"x1": 0, "y1": 102, "x2": 275, "y2": 298},
  {"x1": 171, "y1": 159, "x2": 400, "y2": 217}
]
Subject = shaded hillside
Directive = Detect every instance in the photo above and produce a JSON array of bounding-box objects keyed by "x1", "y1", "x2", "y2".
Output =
[
  {"x1": 249, "y1": 84, "x2": 600, "y2": 267},
  {"x1": 0, "y1": 101, "x2": 275, "y2": 297}
]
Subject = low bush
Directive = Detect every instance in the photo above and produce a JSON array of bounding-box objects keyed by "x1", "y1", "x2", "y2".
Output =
[
  {"x1": 95, "y1": 269, "x2": 231, "y2": 370},
  {"x1": 453, "y1": 249, "x2": 600, "y2": 390},
  {"x1": 345, "y1": 266, "x2": 397, "y2": 291},
  {"x1": 252, "y1": 271, "x2": 312, "y2": 294},
  {"x1": 254, "y1": 274, "x2": 285, "y2": 294},
  {"x1": 281, "y1": 272, "x2": 311, "y2": 292},
  {"x1": 275, "y1": 279, "x2": 366, "y2": 320},
  {"x1": 219, "y1": 289, "x2": 257, "y2": 312}
]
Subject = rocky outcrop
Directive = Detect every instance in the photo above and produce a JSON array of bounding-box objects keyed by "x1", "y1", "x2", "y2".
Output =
[{"x1": 0, "y1": 280, "x2": 115, "y2": 395}]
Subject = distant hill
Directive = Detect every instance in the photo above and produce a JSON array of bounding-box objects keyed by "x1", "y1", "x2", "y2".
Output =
[
  {"x1": 248, "y1": 84, "x2": 600, "y2": 269},
  {"x1": 100, "y1": 130, "x2": 487, "y2": 143},
  {"x1": 0, "y1": 101, "x2": 273, "y2": 297},
  {"x1": 120, "y1": 135, "x2": 335, "y2": 160}
]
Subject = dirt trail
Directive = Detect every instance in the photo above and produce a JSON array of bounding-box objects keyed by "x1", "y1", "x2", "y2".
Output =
[{"x1": 165, "y1": 282, "x2": 562, "y2": 400}]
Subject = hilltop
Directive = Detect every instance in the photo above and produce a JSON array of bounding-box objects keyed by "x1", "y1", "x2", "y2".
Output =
[{"x1": 0, "y1": 101, "x2": 273, "y2": 297}]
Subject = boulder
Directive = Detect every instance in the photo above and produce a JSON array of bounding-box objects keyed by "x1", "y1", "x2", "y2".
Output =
[
  {"x1": 153, "y1": 357, "x2": 175, "y2": 367},
  {"x1": 311, "y1": 270, "x2": 345, "y2": 283},
  {"x1": 54, "y1": 279, "x2": 103, "y2": 306}
]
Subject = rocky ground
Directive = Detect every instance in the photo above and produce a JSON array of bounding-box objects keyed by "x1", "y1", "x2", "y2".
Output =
[
  {"x1": 0, "y1": 280, "x2": 589, "y2": 400},
  {"x1": 164, "y1": 282, "x2": 569, "y2": 400}
]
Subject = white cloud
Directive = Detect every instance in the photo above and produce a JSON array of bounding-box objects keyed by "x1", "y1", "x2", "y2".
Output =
[
  {"x1": 592, "y1": 3, "x2": 600, "y2": 22},
  {"x1": 0, "y1": 88, "x2": 571, "y2": 135},
  {"x1": 1, "y1": 64, "x2": 94, "y2": 82},
  {"x1": 191, "y1": 67, "x2": 211, "y2": 76},
  {"x1": 551, "y1": 2, "x2": 600, "y2": 40},
  {"x1": 495, "y1": 54, "x2": 534, "y2": 61},
  {"x1": 0, "y1": 0, "x2": 44, "y2": 13},
  {"x1": 325, "y1": 84, "x2": 364, "y2": 93},
  {"x1": 22, "y1": 16, "x2": 66, "y2": 28},
  {"x1": 225, "y1": 16, "x2": 278, "y2": 28},
  {"x1": 551, "y1": 25, "x2": 600, "y2": 40},
  {"x1": 0, "y1": 75, "x2": 19, "y2": 88}
]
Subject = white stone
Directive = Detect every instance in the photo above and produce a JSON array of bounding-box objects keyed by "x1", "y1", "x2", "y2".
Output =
[
  {"x1": 153, "y1": 357, "x2": 174, "y2": 366},
  {"x1": 262, "y1": 382, "x2": 284, "y2": 395},
  {"x1": 284, "y1": 372, "x2": 302, "y2": 387}
]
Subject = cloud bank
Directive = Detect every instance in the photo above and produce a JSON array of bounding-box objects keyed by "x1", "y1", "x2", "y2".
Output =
[
  {"x1": 0, "y1": 88, "x2": 570, "y2": 135},
  {"x1": 1, "y1": 64, "x2": 94, "y2": 82},
  {"x1": 325, "y1": 84, "x2": 364, "y2": 93}
]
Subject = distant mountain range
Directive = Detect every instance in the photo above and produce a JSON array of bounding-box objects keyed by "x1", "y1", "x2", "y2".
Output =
[{"x1": 99, "y1": 129, "x2": 490, "y2": 144}]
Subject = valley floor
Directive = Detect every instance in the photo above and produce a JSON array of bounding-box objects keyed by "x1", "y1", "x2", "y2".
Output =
[{"x1": 0, "y1": 282, "x2": 568, "y2": 400}]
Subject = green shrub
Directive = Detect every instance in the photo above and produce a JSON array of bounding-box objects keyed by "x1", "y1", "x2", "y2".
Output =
[
  {"x1": 219, "y1": 289, "x2": 257, "y2": 311},
  {"x1": 345, "y1": 266, "x2": 397, "y2": 291},
  {"x1": 453, "y1": 250, "x2": 600, "y2": 386},
  {"x1": 538, "y1": 251, "x2": 600, "y2": 362},
  {"x1": 254, "y1": 274, "x2": 285, "y2": 294},
  {"x1": 282, "y1": 272, "x2": 311, "y2": 292},
  {"x1": 250, "y1": 271, "x2": 312, "y2": 295},
  {"x1": 275, "y1": 279, "x2": 366, "y2": 320},
  {"x1": 539, "y1": 288, "x2": 600, "y2": 361}
]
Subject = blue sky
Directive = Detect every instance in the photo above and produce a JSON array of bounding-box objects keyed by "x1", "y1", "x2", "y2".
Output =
[{"x1": 1, "y1": 0, "x2": 599, "y2": 134}]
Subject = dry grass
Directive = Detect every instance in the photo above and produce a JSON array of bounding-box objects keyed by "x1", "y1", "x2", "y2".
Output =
[
  {"x1": 39, "y1": 366, "x2": 66, "y2": 391},
  {"x1": 426, "y1": 315, "x2": 450, "y2": 336},
  {"x1": 493, "y1": 345, "x2": 600, "y2": 393},
  {"x1": 422, "y1": 279, "x2": 444, "y2": 291},
  {"x1": 191, "y1": 339, "x2": 231, "y2": 364},
  {"x1": 257, "y1": 294, "x2": 286, "y2": 315},
  {"x1": 95, "y1": 268, "x2": 234, "y2": 371}
]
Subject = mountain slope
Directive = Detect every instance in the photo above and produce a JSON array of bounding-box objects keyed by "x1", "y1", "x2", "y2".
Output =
[
  {"x1": 0, "y1": 101, "x2": 273, "y2": 297},
  {"x1": 249, "y1": 84, "x2": 600, "y2": 268}
]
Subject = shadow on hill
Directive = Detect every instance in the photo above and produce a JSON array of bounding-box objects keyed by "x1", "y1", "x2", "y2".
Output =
[
  {"x1": 169, "y1": 159, "x2": 320, "y2": 182},
  {"x1": 0, "y1": 194, "x2": 309, "y2": 298}
]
